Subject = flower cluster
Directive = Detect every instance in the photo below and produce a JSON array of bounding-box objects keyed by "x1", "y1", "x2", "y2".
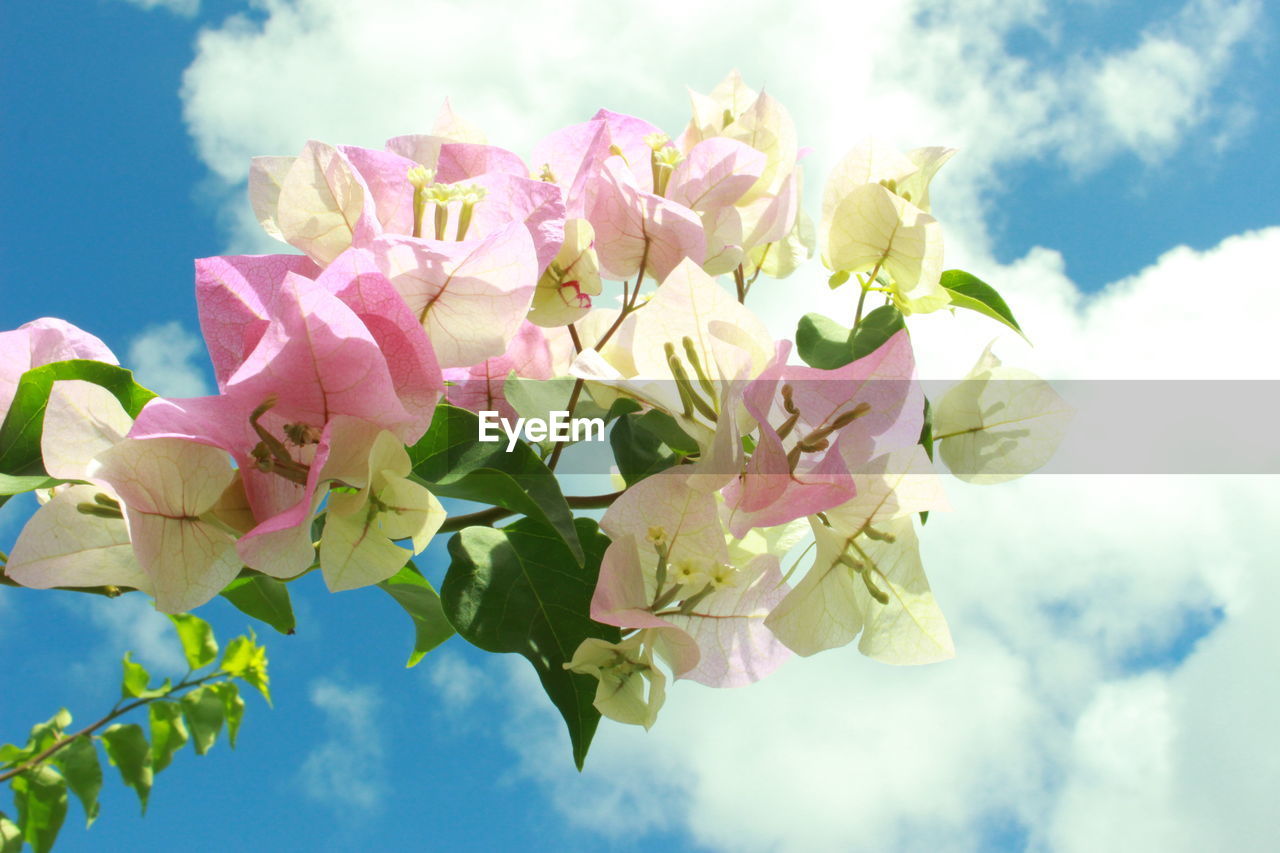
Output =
[{"x1": 0, "y1": 72, "x2": 1067, "y2": 750}]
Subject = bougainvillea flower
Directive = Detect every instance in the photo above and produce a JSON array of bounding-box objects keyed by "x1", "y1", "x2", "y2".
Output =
[
  {"x1": 91, "y1": 435, "x2": 241, "y2": 613},
  {"x1": 194, "y1": 253, "x2": 322, "y2": 389},
  {"x1": 527, "y1": 218, "x2": 601, "y2": 328},
  {"x1": 316, "y1": 425, "x2": 445, "y2": 592},
  {"x1": 681, "y1": 76, "x2": 797, "y2": 205},
  {"x1": 821, "y1": 182, "x2": 947, "y2": 314},
  {"x1": 571, "y1": 259, "x2": 773, "y2": 453},
  {"x1": 564, "y1": 633, "x2": 668, "y2": 730},
  {"x1": 528, "y1": 119, "x2": 612, "y2": 218},
  {"x1": 588, "y1": 108, "x2": 668, "y2": 193},
  {"x1": 764, "y1": 447, "x2": 946, "y2": 658},
  {"x1": 264, "y1": 141, "x2": 380, "y2": 266},
  {"x1": 0, "y1": 319, "x2": 117, "y2": 418},
  {"x1": 457, "y1": 171, "x2": 565, "y2": 272},
  {"x1": 819, "y1": 139, "x2": 954, "y2": 314},
  {"x1": 593, "y1": 469, "x2": 791, "y2": 687},
  {"x1": 134, "y1": 270, "x2": 419, "y2": 576},
  {"x1": 314, "y1": 248, "x2": 443, "y2": 441},
  {"x1": 194, "y1": 250, "x2": 440, "y2": 440},
  {"x1": 821, "y1": 139, "x2": 955, "y2": 219},
  {"x1": 722, "y1": 330, "x2": 923, "y2": 537},
  {"x1": 434, "y1": 142, "x2": 529, "y2": 183},
  {"x1": 5, "y1": 381, "x2": 151, "y2": 594},
  {"x1": 665, "y1": 138, "x2": 766, "y2": 214},
  {"x1": 765, "y1": 507, "x2": 952, "y2": 663},
  {"x1": 933, "y1": 343, "x2": 1073, "y2": 484},
  {"x1": 372, "y1": 221, "x2": 538, "y2": 369},
  {"x1": 220, "y1": 271, "x2": 415, "y2": 438},
  {"x1": 383, "y1": 97, "x2": 489, "y2": 170},
  {"x1": 584, "y1": 156, "x2": 705, "y2": 283},
  {"x1": 443, "y1": 321, "x2": 554, "y2": 421}
]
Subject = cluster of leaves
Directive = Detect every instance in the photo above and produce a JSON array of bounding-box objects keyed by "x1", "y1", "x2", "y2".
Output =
[{"x1": 0, "y1": 616, "x2": 269, "y2": 852}]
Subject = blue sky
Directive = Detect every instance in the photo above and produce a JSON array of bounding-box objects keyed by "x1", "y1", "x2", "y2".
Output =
[{"x1": 3, "y1": 1, "x2": 1279, "y2": 851}]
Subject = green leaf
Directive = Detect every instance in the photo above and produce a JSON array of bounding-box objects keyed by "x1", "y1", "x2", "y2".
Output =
[
  {"x1": 148, "y1": 701, "x2": 189, "y2": 773},
  {"x1": 219, "y1": 574, "x2": 296, "y2": 635},
  {"x1": 179, "y1": 687, "x2": 225, "y2": 756},
  {"x1": 120, "y1": 652, "x2": 169, "y2": 700},
  {"x1": 610, "y1": 414, "x2": 677, "y2": 486},
  {"x1": 52, "y1": 735, "x2": 101, "y2": 827},
  {"x1": 441, "y1": 517, "x2": 619, "y2": 770},
  {"x1": 23, "y1": 710, "x2": 72, "y2": 757},
  {"x1": 220, "y1": 635, "x2": 271, "y2": 704},
  {"x1": 168, "y1": 614, "x2": 219, "y2": 670},
  {"x1": 940, "y1": 269, "x2": 1027, "y2": 340},
  {"x1": 0, "y1": 813, "x2": 22, "y2": 853},
  {"x1": 0, "y1": 360, "x2": 156, "y2": 478},
  {"x1": 11, "y1": 766, "x2": 67, "y2": 853},
  {"x1": 795, "y1": 305, "x2": 906, "y2": 369},
  {"x1": 378, "y1": 563, "x2": 455, "y2": 667},
  {"x1": 99, "y1": 724, "x2": 153, "y2": 814},
  {"x1": 206, "y1": 683, "x2": 245, "y2": 749},
  {"x1": 0, "y1": 474, "x2": 60, "y2": 496},
  {"x1": 408, "y1": 404, "x2": 582, "y2": 563},
  {"x1": 632, "y1": 410, "x2": 699, "y2": 455}
]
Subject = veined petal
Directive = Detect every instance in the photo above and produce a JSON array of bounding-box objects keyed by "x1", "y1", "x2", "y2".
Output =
[
  {"x1": 248, "y1": 155, "x2": 296, "y2": 242},
  {"x1": 4, "y1": 484, "x2": 152, "y2": 593},
  {"x1": 41, "y1": 380, "x2": 133, "y2": 482},
  {"x1": 195, "y1": 253, "x2": 321, "y2": 389},
  {"x1": 373, "y1": 223, "x2": 538, "y2": 369}
]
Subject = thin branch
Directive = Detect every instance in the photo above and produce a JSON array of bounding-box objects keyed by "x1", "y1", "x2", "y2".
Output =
[
  {"x1": 0, "y1": 671, "x2": 228, "y2": 783},
  {"x1": 596, "y1": 238, "x2": 651, "y2": 351},
  {"x1": 546, "y1": 378, "x2": 586, "y2": 471}
]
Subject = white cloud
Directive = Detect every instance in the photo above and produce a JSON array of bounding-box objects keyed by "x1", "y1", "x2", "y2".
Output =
[
  {"x1": 494, "y1": 227, "x2": 1280, "y2": 851},
  {"x1": 172, "y1": 0, "x2": 1279, "y2": 849},
  {"x1": 181, "y1": 0, "x2": 1263, "y2": 259},
  {"x1": 116, "y1": 0, "x2": 199, "y2": 16},
  {"x1": 77, "y1": 593, "x2": 186, "y2": 674},
  {"x1": 299, "y1": 679, "x2": 385, "y2": 811},
  {"x1": 424, "y1": 650, "x2": 489, "y2": 713},
  {"x1": 126, "y1": 320, "x2": 212, "y2": 398}
]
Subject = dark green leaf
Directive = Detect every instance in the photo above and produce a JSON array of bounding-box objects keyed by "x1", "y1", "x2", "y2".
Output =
[
  {"x1": 120, "y1": 653, "x2": 169, "y2": 700},
  {"x1": 179, "y1": 688, "x2": 224, "y2": 756},
  {"x1": 441, "y1": 517, "x2": 619, "y2": 770},
  {"x1": 99, "y1": 724, "x2": 153, "y2": 814},
  {"x1": 205, "y1": 683, "x2": 245, "y2": 749},
  {"x1": 795, "y1": 305, "x2": 906, "y2": 369},
  {"x1": 610, "y1": 415, "x2": 678, "y2": 486},
  {"x1": 0, "y1": 813, "x2": 21, "y2": 853},
  {"x1": 408, "y1": 404, "x2": 581, "y2": 563},
  {"x1": 632, "y1": 410, "x2": 699, "y2": 455},
  {"x1": 11, "y1": 765, "x2": 67, "y2": 853},
  {"x1": 168, "y1": 614, "x2": 219, "y2": 670},
  {"x1": 378, "y1": 563, "x2": 455, "y2": 667},
  {"x1": 220, "y1": 575, "x2": 296, "y2": 635},
  {"x1": 0, "y1": 360, "x2": 156, "y2": 478},
  {"x1": 219, "y1": 636, "x2": 271, "y2": 704},
  {"x1": 52, "y1": 735, "x2": 101, "y2": 827},
  {"x1": 941, "y1": 269, "x2": 1027, "y2": 340},
  {"x1": 603, "y1": 397, "x2": 642, "y2": 423},
  {"x1": 148, "y1": 701, "x2": 189, "y2": 773}
]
